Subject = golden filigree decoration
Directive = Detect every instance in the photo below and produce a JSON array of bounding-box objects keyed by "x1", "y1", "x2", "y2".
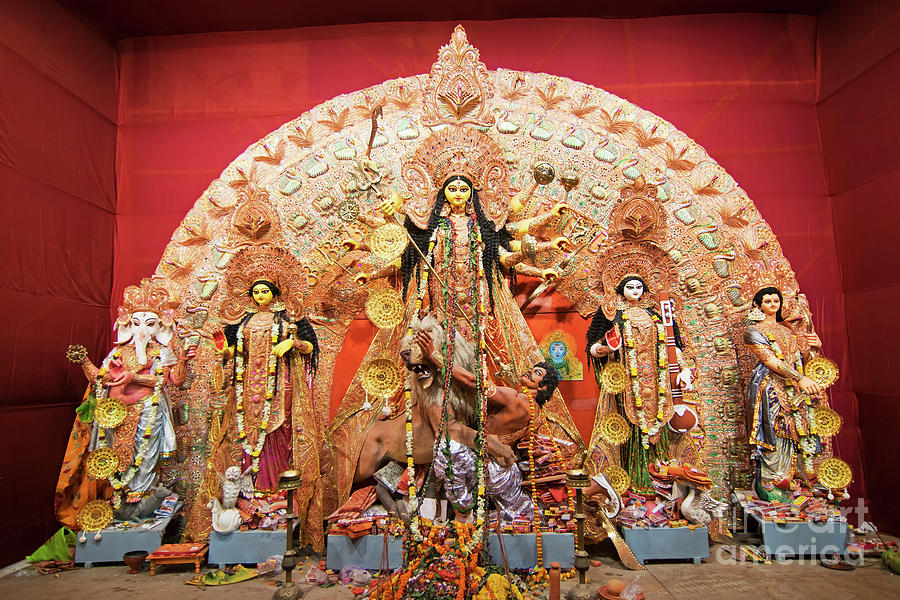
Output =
[
  {"x1": 231, "y1": 190, "x2": 278, "y2": 243},
  {"x1": 610, "y1": 176, "x2": 666, "y2": 242},
  {"x1": 597, "y1": 411, "x2": 629, "y2": 446},
  {"x1": 599, "y1": 363, "x2": 629, "y2": 396},
  {"x1": 812, "y1": 406, "x2": 843, "y2": 438},
  {"x1": 337, "y1": 199, "x2": 360, "y2": 223},
  {"x1": 76, "y1": 500, "x2": 114, "y2": 532},
  {"x1": 816, "y1": 458, "x2": 852, "y2": 489},
  {"x1": 369, "y1": 223, "x2": 407, "y2": 261},
  {"x1": 421, "y1": 25, "x2": 494, "y2": 128},
  {"x1": 94, "y1": 399, "x2": 127, "y2": 429},
  {"x1": 365, "y1": 288, "x2": 404, "y2": 329},
  {"x1": 86, "y1": 447, "x2": 119, "y2": 479},
  {"x1": 361, "y1": 359, "x2": 402, "y2": 399},
  {"x1": 604, "y1": 464, "x2": 631, "y2": 495},
  {"x1": 805, "y1": 356, "x2": 839, "y2": 388},
  {"x1": 66, "y1": 344, "x2": 88, "y2": 363}
]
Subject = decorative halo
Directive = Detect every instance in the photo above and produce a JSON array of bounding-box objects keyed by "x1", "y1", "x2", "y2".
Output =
[
  {"x1": 94, "y1": 398, "x2": 127, "y2": 429},
  {"x1": 365, "y1": 288, "x2": 405, "y2": 329},
  {"x1": 86, "y1": 447, "x2": 120, "y2": 479},
  {"x1": 597, "y1": 412, "x2": 630, "y2": 446},
  {"x1": 76, "y1": 500, "x2": 114, "y2": 532},
  {"x1": 599, "y1": 363, "x2": 628, "y2": 395},
  {"x1": 66, "y1": 344, "x2": 88, "y2": 363},
  {"x1": 812, "y1": 406, "x2": 843, "y2": 438},
  {"x1": 816, "y1": 458, "x2": 852, "y2": 489},
  {"x1": 337, "y1": 199, "x2": 360, "y2": 223},
  {"x1": 369, "y1": 223, "x2": 407, "y2": 260},
  {"x1": 604, "y1": 465, "x2": 631, "y2": 495},
  {"x1": 805, "y1": 356, "x2": 839, "y2": 388},
  {"x1": 361, "y1": 359, "x2": 403, "y2": 398}
]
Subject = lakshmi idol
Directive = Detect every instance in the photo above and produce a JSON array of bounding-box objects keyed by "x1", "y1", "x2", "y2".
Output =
[{"x1": 214, "y1": 263, "x2": 319, "y2": 492}]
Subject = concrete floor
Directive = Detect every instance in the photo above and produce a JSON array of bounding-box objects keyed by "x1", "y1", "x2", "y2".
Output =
[{"x1": 1, "y1": 545, "x2": 896, "y2": 599}]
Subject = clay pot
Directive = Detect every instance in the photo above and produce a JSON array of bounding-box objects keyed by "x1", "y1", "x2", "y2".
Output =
[{"x1": 123, "y1": 550, "x2": 148, "y2": 574}]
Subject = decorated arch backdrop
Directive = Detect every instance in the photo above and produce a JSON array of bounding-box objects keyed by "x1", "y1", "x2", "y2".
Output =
[{"x1": 109, "y1": 21, "x2": 866, "y2": 537}]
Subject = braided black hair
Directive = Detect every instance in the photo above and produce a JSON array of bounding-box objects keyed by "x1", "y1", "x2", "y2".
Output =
[{"x1": 400, "y1": 175, "x2": 511, "y2": 311}]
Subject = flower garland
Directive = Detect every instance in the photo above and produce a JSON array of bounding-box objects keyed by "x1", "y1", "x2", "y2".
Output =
[
  {"x1": 405, "y1": 232, "x2": 438, "y2": 544},
  {"x1": 467, "y1": 218, "x2": 488, "y2": 552},
  {"x1": 621, "y1": 311, "x2": 669, "y2": 448},
  {"x1": 234, "y1": 316, "x2": 282, "y2": 473},
  {"x1": 526, "y1": 393, "x2": 543, "y2": 566}
]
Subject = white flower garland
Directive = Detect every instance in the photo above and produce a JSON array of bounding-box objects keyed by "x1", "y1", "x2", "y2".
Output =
[
  {"x1": 622, "y1": 311, "x2": 669, "y2": 448},
  {"x1": 235, "y1": 317, "x2": 282, "y2": 473},
  {"x1": 406, "y1": 233, "x2": 437, "y2": 543}
]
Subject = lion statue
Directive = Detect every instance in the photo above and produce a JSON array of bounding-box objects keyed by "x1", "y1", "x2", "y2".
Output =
[{"x1": 353, "y1": 313, "x2": 476, "y2": 484}]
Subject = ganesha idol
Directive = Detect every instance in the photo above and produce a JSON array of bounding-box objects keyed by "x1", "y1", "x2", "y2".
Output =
[{"x1": 56, "y1": 279, "x2": 195, "y2": 523}]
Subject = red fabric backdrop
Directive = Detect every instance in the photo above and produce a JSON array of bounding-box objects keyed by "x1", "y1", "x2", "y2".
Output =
[
  {"x1": 3, "y1": 8, "x2": 891, "y2": 567},
  {"x1": 0, "y1": 0, "x2": 118, "y2": 567},
  {"x1": 817, "y1": 0, "x2": 900, "y2": 533}
]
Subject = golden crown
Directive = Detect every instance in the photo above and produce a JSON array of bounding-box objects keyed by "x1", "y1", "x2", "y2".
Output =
[
  {"x1": 414, "y1": 126, "x2": 503, "y2": 189},
  {"x1": 117, "y1": 279, "x2": 178, "y2": 324}
]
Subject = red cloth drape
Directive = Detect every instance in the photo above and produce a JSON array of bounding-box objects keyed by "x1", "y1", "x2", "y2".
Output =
[{"x1": 0, "y1": 0, "x2": 118, "y2": 567}]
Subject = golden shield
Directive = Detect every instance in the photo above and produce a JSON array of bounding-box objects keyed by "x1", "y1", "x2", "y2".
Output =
[
  {"x1": 86, "y1": 447, "x2": 119, "y2": 479},
  {"x1": 361, "y1": 359, "x2": 403, "y2": 398},
  {"x1": 77, "y1": 500, "x2": 114, "y2": 532}
]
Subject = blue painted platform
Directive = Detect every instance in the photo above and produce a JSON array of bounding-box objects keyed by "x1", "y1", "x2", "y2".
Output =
[
  {"x1": 75, "y1": 514, "x2": 178, "y2": 567},
  {"x1": 324, "y1": 532, "x2": 574, "y2": 571},
  {"x1": 326, "y1": 534, "x2": 403, "y2": 571},
  {"x1": 748, "y1": 513, "x2": 847, "y2": 559},
  {"x1": 210, "y1": 527, "x2": 295, "y2": 567},
  {"x1": 620, "y1": 526, "x2": 709, "y2": 565},
  {"x1": 484, "y1": 533, "x2": 575, "y2": 569}
]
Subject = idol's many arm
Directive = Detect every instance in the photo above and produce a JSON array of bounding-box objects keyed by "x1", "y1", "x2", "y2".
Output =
[
  {"x1": 505, "y1": 203, "x2": 569, "y2": 239},
  {"x1": 744, "y1": 327, "x2": 824, "y2": 397}
]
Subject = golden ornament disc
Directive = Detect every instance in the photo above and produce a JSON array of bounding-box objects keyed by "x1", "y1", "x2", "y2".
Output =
[
  {"x1": 86, "y1": 447, "x2": 120, "y2": 479},
  {"x1": 337, "y1": 199, "x2": 360, "y2": 223},
  {"x1": 812, "y1": 406, "x2": 843, "y2": 437},
  {"x1": 604, "y1": 465, "x2": 631, "y2": 495},
  {"x1": 805, "y1": 356, "x2": 839, "y2": 388},
  {"x1": 361, "y1": 359, "x2": 403, "y2": 398},
  {"x1": 66, "y1": 344, "x2": 88, "y2": 363},
  {"x1": 365, "y1": 288, "x2": 405, "y2": 329},
  {"x1": 370, "y1": 223, "x2": 407, "y2": 260},
  {"x1": 816, "y1": 457, "x2": 852, "y2": 489},
  {"x1": 76, "y1": 500, "x2": 114, "y2": 532},
  {"x1": 94, "y1": 398, "x2": 127, "y2": 429},
  {"x1": 597, "y1": 412, "x2": 630, "y2": 446},
  {"x1": 599, "y1": 362, "x2": 628, "y2": 395}
]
